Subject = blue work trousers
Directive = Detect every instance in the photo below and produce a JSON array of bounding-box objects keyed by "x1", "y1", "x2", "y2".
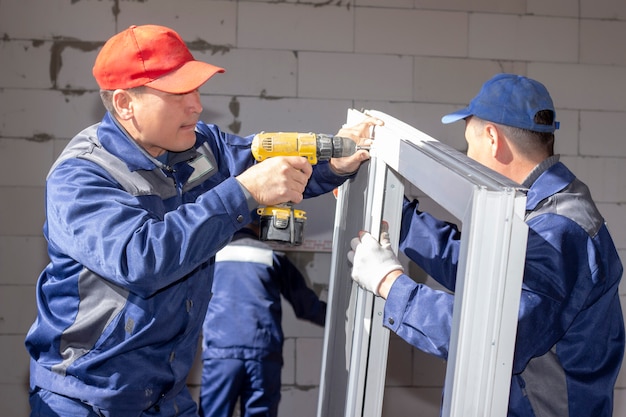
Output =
[{"x1": 199, "y1": 358, "x2": 281, "y2": 417}]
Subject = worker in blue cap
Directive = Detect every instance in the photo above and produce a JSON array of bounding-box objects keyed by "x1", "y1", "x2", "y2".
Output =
[{"x1": 348, "y1": 73, "x2": 624, "y2": 417}]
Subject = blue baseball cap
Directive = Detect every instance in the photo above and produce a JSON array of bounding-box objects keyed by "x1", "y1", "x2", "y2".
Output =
[{"x1": 441, "y1": 73, "x2": 559, "y2": 133}]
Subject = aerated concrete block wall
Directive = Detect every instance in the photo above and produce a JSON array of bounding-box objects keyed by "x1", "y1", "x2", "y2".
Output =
[{"x1": 1, "y1": 1, "x2": 625, "y2": 416}]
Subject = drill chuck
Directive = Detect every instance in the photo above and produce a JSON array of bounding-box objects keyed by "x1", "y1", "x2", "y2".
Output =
[{"x1": 315, "y1": 134, "x2": 358, "y2": 161}]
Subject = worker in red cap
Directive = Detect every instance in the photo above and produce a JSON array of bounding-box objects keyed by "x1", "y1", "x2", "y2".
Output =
[{"x1": 25, "y1": 24, "x2": 378, "y2": 416}]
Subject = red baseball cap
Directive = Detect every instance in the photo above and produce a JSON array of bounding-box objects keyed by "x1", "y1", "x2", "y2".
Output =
[{"x1": 93, "y1": 25, "x2": 225, "y2": 94}]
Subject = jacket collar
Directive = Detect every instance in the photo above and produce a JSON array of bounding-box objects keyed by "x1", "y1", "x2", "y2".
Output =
[
  {"x1": 523, "y1": 155, "x2": 575, "y2": 210},
  {"x1": 97, "y1": 112, "x2": 198, "y2": 172}
]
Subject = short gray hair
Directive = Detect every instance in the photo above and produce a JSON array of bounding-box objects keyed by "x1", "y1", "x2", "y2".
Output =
[{"x1": 98, "y1": 86, "x2": 147, "y2": 115}]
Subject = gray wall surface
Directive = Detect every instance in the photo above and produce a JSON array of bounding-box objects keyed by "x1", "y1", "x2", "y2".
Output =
[{"x1": 1, "y1": 1, "x2": 624, "y2": 416}]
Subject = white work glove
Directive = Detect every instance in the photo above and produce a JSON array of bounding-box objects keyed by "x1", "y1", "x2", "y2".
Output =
[{"x1": 347, "y1": 229, "x2": 404, "y2": 297}]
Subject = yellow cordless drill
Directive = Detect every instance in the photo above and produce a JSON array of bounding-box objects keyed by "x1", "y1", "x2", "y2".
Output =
[{"x1": 251, "y1": 131, "x2": 366, "y2": 245}]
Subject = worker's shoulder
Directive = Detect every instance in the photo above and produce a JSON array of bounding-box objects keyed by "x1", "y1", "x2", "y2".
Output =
[{"x1": 532, "y1": 179, "x2": 603, "y2": 239}]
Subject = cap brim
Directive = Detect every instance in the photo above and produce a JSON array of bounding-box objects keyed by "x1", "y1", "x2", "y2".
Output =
[
  {"x1": 146, "y1": 61, "x2": 225, "y2": 94},
  {"x1": 441, "y1": 107, "x2": 472, "y2": 124}
]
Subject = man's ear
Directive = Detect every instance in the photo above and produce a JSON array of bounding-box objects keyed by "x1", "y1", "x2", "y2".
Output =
[
  {"x1": 112, "y1": 89, "x2": 134, "y2": 120},
  {"x1": 487, "y1": 124, "x2": 514, "y2": 163},
  {"x1": 483, "y1": 123, "x2": 498, "y2": 156}
]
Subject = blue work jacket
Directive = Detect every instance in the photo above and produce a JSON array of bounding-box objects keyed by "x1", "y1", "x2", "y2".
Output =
[
  {"x1": 24, "y1": 112, "x2": 348, "y2": 414},
  {"x1": 202, "y1": 228, "x2": 326, "y2": 363},
  {"x1": 385, "y1": 157, "x2": 624, "y2": 416}
]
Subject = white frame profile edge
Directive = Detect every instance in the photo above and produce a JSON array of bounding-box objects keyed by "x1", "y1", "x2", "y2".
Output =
[{"x1": 317, "y1": 109, "x2": 528, "y2": 417}]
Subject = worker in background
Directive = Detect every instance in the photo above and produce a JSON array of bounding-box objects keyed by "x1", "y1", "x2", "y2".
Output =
[
  {"x1": 199, "y1": 218, "x2": 326, "y2": 417},
  {"x1": 348, "y1": 73, "x2": 624, "y2": 416},
  {"x1": 24, "y1": 24, "x2": 377, "y2": 417}
]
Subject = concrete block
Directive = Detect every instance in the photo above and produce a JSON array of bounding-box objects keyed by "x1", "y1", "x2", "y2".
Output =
[
  {"x1": 198, "y1": 95, "x2": 239, "y2": 133},
  {"x1": 413, "y1": 349, "x2": 446, "y2": 387},
  {"x1": 581, "y1": 20, "x2": 626, "y2": 66},
  {"x1": 386, "y1": 335, "x2": 414, "y2": 387},
  {"x1": 597, "y1": 202, "x2": 626, "y2": 249},
  {"x1": 0, "y1": 187, "x2": 45, "y2": 236},
  {"x1": 0, "y1": 41, "x2": 52, "y2": 89},
  {"x1": 382, "y1": 386, "x2": 442, "y2": 417},
  {"x1": 233, "y1": 97, "x2": 353, "y2": 135},
  {"x1": 281, "y1": 299, "x2": 325, "y2": 338},
  {"x1": 580, "y1": 111, "x2": 626, "y2": 157},
  {"x1": 355, "y1": 9, "x2": 467, "y2": 57},
  {"x1": 0, "y1": 90, "x2": 104, "y2": 140},
  {"x1": 117, "y1": 0, "x2": 237, "y2": 47},
  {"x1": 469, "y1": 14, "x2": 578, "y2": 63},
  {"x1": 0, "y1": 0, "x2": 114, "y2": 40},
  {"x1": 560, "y1": 156, "x2": 626, "y2": 204},
  {"x1": 54, "y1": 139, "x2": 72, "y2": 160},
  {"x1": 0, "y1": 286, "x2": 37, "y2": 335},
  {"x1": 0, "y1": 237, "x2": 47, "y2": 285},
  {"x1": 413, "y1": 57, "x2": 527, "y2": 105},
  {"x1": 527, "y1": 0, "x2": 579, "y2": 17},
  {"x1": 414, "y1": 0, "x2": 525, "y2": 13},
  {"x1": 357, "y1": 0, "x2": 414, "y2": 7},
  {"x1": 0, "y1": 139, "x2": 53, "y2": 187},
  {"x1": 238, "y1": 3, "x2": 353, "y2": 52},
  {"x1": 199, "y1": 96, "x2": 353, "y2": 138},
  {"x1": 286, "y1": 252, "x2": 331, "y2": 288},
  {"x1": 0, "y1": 335, "x2": 30, "y2": 384},
  {"x1": 54, "y1": 45, "x2": 100, "y2": 91},
  {"x1": 616, "y1": 388, "x2": 626, "y2": 417},
  {"x1": 553, "y1": 109, "x2": 579, "y2": 157},
  {"x1": 0, "y1": 382, "x2": 30, "y2": 417},
  {"x1": 529, "y1": 63, "x2": 626, "y2": 112},
  {"x1": 581, "y1": 0, "x2": 626, "y2": 19},
  {"x1": 295, "y1": 338, "x2": 323, "y2": 386},
  {"x1": 298, "y1": 52, "x2": 413, "y2": 101},
  {"x1": 282, "y1": 338, "x2": 296, "y2": 385},
  {"x1": 193, "y1": 49, "x2": 297, "y2": 98},
  {"x1": 278, "y1": 386, "x2": 319, "y2": 417}
]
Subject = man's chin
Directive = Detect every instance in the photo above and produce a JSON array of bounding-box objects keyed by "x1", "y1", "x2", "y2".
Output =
[{"x1": 177, "y1": 132, "x2": 197, "y2": 150}]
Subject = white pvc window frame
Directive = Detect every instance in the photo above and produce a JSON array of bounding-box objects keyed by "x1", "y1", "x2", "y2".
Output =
[{"x1": 317, "y1": 109, "x2": 528, "y2": 417}]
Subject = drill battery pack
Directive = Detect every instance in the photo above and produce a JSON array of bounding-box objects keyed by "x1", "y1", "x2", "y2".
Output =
[{"x1": 257, "y1": 206, "x2": 306, "y2": 246}]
